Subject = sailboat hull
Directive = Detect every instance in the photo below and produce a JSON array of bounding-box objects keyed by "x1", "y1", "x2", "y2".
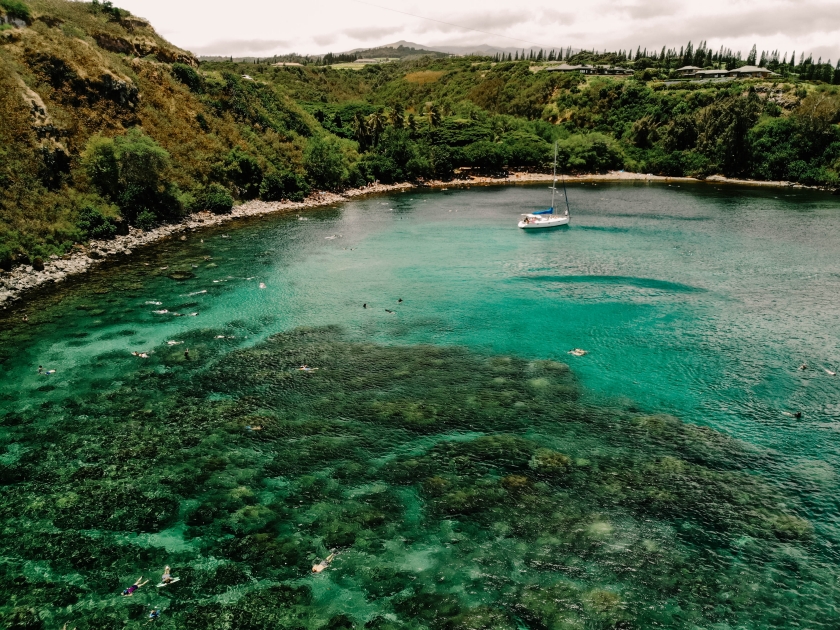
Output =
[{"x1": 518, "y1": 216, "x2": 570, "y2": 229}]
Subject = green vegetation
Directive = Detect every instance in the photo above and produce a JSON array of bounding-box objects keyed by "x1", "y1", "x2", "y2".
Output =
[{"x1": 1, "y1": 0, "x2": 839, "y2": 269}]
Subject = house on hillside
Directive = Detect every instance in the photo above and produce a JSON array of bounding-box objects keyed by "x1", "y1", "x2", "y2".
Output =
[
  {"x1": 675, "y1": 65, "x2": 702, "y2": 76},
  {"x1": 728, "y1": 65, "x2": 777, "y2": 78},
  {"x1": 601, "y1": 66, "x2": 633, "y2": 75},
  {"x1": 545, "y1": 64, "x2": 631, "y2": 75},
  {"x1": 692, "y1": 69, "x2": 730, "y2": 79},
  {"x1": 545, "y1": 63, "x2": 596, "y2": 74}
]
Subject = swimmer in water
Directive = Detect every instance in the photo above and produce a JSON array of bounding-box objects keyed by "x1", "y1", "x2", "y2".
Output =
[
  {"x1": 184, "y1": 348, "x2": 190, "y2": 359},
  {"x1": 312, "y1": 552, "x2": 336, "y2": 573},
  {"x1": 398, "y1": 298, "x2": 403, "y2": 303},
  {"x1": 38, "y1": 365, "x2": 43, "y2": 374},
  {"x1": 148, "y1": 608, "x2": 160, "y2": 622},
  {"x1": 46, "y1": 369, "x2": 56, "y2": 375},
  {"x1": 363, "y1": 303, "x2": 367, "y2": 308},
  {"x1": 122, "y1": 577, "x2": 149, "y2": 596},
  {"x1": 385, "y1": 309, "x2": 395, "y2": 314},
  {"x1": 799, "y1": 363, "x2": 808, "y2": 371},
  {"x1": 161, "y1": 565, "x2": 175, "y2": 584},
  {"x1": 246, "y1": 425, "x2": 263, "y2": 431},
  {"x1": 783, "y1": 411, "x2": 803, "y2": 419},
  {"x1": 824, "y1": 367, "x2": 837, "y2": 376}
]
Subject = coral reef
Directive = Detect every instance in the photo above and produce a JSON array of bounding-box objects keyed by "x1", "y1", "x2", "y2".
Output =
[{"x1": 0, "y1": 325, "x2": 833, "y2": 628}]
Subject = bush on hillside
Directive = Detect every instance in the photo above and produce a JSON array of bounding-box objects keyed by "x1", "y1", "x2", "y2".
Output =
[
  {"x1": 303, "y1": 136, "x2": 351, "y2": 191},
  {"x1": 558, "y1": 133, "x2": 625, "y2": 172},
  {"x1": 171, "y1": 63, "x2": 203, "y2": 93},
  {"x1": 197, "y1": 183, "x2": 233, "y2": 214},
  {"x1": 81, "y1": 128, "x2": 185, "y2": 225},
  {"x1": 76, "y1": 199, "x2": 120, "y2": 239},
  {"x1": 259, "y1": 170, "x2": 309, "y2": 202},
  {"x1": 224, "y1": 148, "x2": 263, "y2": 199}
]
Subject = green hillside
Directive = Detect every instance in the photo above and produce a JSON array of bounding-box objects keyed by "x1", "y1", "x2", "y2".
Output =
[{"x1": 1, "y1": 0, "x2": 839, "y2": 269}]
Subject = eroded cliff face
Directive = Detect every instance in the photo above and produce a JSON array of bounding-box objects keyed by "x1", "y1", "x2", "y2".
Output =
[{"x1": 1, "y1": 2, "x2": 197, "y2": 152}]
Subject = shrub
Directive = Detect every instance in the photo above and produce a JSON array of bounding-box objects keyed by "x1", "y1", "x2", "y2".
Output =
[
  {"x1": 225, "y1": 148, "x2": 262, "y2": 199},
  {"x1": 259, "y1": 170, "x2": 309, "y2": 202},
  {"x1": 81, "y1": 129, "x2": 184, "y2": 225},
  {"x1": 557, "y1": 133, "x2": 624, "y2": 172},
  {"x1": 76, "y1": 201, "x2": 119, "y2": 239},
  {"x1": 0, "y1": 0, "x2": 31, "y2": 23},
  {"x1": 303, "y1": 136, "x2": 350, "y2": 191},
  {"x1": 171, "y1": 63, "x2": 203, "y2": 93},
  {"x1": 198, "y1": 183, "x2": 233, "y2": 214},
  {"x1": 134, "y1": 209, "x2": 157, "y2": 230}
]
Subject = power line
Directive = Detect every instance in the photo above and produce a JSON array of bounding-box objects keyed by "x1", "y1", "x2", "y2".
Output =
[{"x1": 347, "y1": 0, "x2": 554, "y2": 50}]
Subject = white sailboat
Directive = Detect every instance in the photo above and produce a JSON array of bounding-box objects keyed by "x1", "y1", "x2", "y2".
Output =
[{"x1": 518, "y1": 142, "x2": 570, "y2": 229}]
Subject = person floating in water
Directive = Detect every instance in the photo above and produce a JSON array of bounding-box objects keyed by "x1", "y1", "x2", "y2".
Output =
[
  {"x1": 363, "y1": 303, "x2": 367, "y2": 308},
  {"x1": 312, "y1": 552, "x2": 336, "y2": 573},
  {"x1": 160, "y1": 565, "x2": 176, "y2": 584},
  {"x1": 184, "y1": 348, "x2": 190, "y2": 359},
  {"x1": 385, "y1": 309, "x2": 395, "y2": 314},
  {"x1": 783, "y1": 411, "x2": 803, "y2": 419},
  {"x1": 122, "y1": 577, "x2": 149, "y2": 596},
  {"x1": 298, "y1": 365, "x2": 318, "y2": 372},
  {"x1": 246, "y1": 425, "x2": 263, "y2": 431},
  {"x1": 38, "y1": 365, "x2": 43, "y2": 374},
  {"x1": 148, "y1": 608, "x2": 160, "y2": 623},
  {"x1": 799, "y1": 363, "x2": 808, "y2": 371}
]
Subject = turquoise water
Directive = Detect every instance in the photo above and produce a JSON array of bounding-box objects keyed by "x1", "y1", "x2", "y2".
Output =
[{"x1": 1, "y1": 182, "x2": 840, "y2": 628}]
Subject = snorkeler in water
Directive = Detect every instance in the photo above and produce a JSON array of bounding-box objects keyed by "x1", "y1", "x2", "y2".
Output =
[
  {"x1": 161, "y1": 565, "x2": 175, "y2": 584},
  {"x1": 312, "y1": 552, "x2": 336, "y2": 573},
  {"x1": 122, "y1": 577, "x2": 149, "y2": 596}
]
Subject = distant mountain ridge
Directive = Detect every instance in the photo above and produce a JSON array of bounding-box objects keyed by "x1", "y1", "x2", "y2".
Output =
[{"x1": 347, "y1": 40, "x2": 575, "y2": 57}]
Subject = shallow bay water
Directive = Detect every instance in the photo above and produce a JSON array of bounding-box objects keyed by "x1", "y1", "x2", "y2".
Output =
[{"x1": 1, "y1": 182, "x2": 839, "y2": 629}]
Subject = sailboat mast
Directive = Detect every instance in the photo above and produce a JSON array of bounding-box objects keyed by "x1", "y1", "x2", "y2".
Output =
[{"x1": 552, "y1": 142, "x2": 557, "y2": 210}]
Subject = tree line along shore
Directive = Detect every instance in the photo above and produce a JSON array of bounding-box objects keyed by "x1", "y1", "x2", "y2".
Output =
[{"x1": 1, "y1": 0, "x2": 839, "y2": 274}]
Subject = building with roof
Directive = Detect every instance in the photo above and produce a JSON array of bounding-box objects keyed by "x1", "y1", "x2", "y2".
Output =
[
  {"x1": 545, "y1": 64, "x2": 631, "y2": 76},
  {"x1": 692, "y1": 69, "x2": 730, "y2": 79},
  {"x1": 675, "y1": 66, "x2": 702, "y2": 77},
  {"x1": 727, "y1": 65, "x2": 777, "y2": 78}
]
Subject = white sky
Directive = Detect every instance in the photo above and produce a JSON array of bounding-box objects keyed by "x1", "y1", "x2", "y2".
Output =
[{"x1": 117, "y1": 0, "x2": 840, "y2": 62}]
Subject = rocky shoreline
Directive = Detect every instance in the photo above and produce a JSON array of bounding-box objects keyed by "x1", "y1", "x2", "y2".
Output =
[{"x1": 0, "y1": 171, "x2": 819, "y2": 307}]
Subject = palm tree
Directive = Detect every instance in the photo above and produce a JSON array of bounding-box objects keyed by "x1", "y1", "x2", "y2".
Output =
[
  {"x1": 367, "y1": 110, "x2": 386, "y2": 147},
  {"x1": 386, "y1": 107, "x2": 404, "y2": 129},
  {"x1": 424, "y1": 104, "x2": 441, "y2": 129},
  {"x1": 352, "y1": 112, "x2": 369, "y2": 151}
]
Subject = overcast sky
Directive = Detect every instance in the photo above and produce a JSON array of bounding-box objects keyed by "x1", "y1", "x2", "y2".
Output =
[{"x1": 117, "y1": 0, "x2": 840, "y2": 62}]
